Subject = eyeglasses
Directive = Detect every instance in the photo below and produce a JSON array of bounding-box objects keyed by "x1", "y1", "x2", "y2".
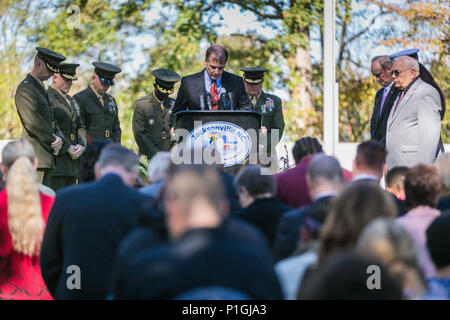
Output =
[
  {"x1": 99, "y1": 77, "x2": 114, "y2": 86},
  {"x1": 390, "y1": 69, "x2": 407, "y2": 77}
]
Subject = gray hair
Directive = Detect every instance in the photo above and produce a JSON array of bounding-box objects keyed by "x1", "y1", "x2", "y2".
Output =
[
  {"x1": 96, "y1": 143, "x2": 138, "y2": 172},
  {"x1": 372, "y1": 55, "x2": 393, "y2": 69},
  {"x1": 357, "y1": 218, "x2": 419, "y2": 266},
  {"x1": 147, "y1": 152, "x2": 172, "y2": 182},
  {"x1": 394, "y1": 56, "x2": 419, "y2": 73},
  {"x1": 307, "y1": 153, "x2": 343, "y2": 184}
]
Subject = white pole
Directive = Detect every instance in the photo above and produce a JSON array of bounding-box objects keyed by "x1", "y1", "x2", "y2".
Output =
[{"x1": 323, "y1": 0, "x2": 337, "y2": 156}]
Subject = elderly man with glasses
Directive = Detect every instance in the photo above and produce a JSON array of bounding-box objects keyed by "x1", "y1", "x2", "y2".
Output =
[
  {"x1": 74, "y1": 62, "x2": 122, "y2": 143},
  {"x1": 385, "y1": 56, "x2": 442, "y2": 170}
]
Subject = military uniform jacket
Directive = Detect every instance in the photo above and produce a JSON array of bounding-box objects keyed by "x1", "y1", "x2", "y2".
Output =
[
  {"x1": 14, "y1": 74, "x2": 65, "y2": 169},
  {"x1": 132, "y1": 93, "x2": 174, "y2": 159},
  {"x1": 73, "y1": 85, "x2": 121, "y2": 143},
  {"x1": 252, "y1": 91, "x2": 285, "y2": 147},
  {"x1": 48, "y1": 86, "x2": 87, "y2": 177}
]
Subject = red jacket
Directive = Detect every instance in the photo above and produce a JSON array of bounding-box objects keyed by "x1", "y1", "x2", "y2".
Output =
[
  {"x1": 0, "y1": 188, "x2": 54, "y2": 300},
  {"x1": 275, "y1": 155, "x2": 352, "y2": 208}
]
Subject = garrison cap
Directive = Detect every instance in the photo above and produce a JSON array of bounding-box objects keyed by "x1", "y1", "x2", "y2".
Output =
[
  {"x1": 92, "y1": 62, "x2": 121, "y2": 85},
  {"x1": 58, "y1": 63, "x2": 79, "y2": 81},
  {"x1": 241, "y1": 67, "x2": 268, "y2": 84},
  {"x1": 152, "y1": 68, "x2": 181, "y2": 94},
  {"x1": 36, "y1": 47, "x2": 66, "y2": 73},
  {"x1": 390, "y1": 48, "x2": 420, "y2": 61}
]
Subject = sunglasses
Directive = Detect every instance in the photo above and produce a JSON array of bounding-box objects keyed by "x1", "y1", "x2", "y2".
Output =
[
  {"x1": 99, "y1": 77, "x2": 114, "y2": 86},
  {"x1": 390, "y1": 69, "x2": 408, "y2": 77}
]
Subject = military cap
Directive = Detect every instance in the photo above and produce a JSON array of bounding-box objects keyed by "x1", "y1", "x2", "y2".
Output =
[
  {"x1": 36, "y1": 47, "x2": 66, "y2": 73},
  {"x1": 241, "y1": 67, "x2": 268, "y2": 84},
  {"x1": 58, "y1": 63, "x2": 79, "y2": 81},
  {"x1": 152, "y1": 68, "x2": 181, "y2": 94},
  {"x1": 92, "y1": 62, "x2": 121, "y2": 85},
  {"x1": 390, "y1": 48, "x2": 420, "y2": 61}
]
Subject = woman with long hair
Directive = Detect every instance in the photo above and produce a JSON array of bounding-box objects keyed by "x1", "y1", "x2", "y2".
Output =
[{"x1": 0, "y1": 138, "x2": 53, "y2": 299}]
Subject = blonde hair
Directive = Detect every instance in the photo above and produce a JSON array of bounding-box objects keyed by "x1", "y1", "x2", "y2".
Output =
[{"x1": 2, "y1": 139, "x2": 44, "y2": 256}]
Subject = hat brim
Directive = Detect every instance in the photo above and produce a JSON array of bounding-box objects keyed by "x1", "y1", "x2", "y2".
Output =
[
  {"x1": 244, "y1": 78, "x2": 263, "y2": 84},
  {"x1": 61, "y1": 73, "x2": 77, "y2": 81}
]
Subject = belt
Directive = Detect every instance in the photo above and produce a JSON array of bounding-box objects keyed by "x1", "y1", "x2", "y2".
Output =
[
  {"x1": 105, "y1": 130, "x2": 110, "y2": 138},
  {"x1": 70, "y1": 133, "x2": 76, "y2": 142}
]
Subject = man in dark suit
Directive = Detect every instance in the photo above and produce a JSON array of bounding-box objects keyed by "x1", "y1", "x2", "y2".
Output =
[
  {"x1": 370, "y1": 55, "x2": 399, "y2": 144},
  {"x1": 48, "y1": 63, "x2": 87, "y2": 190},
  {"x1": 14, "y1": 47, "x2": 66, "y2": 186},
  {"x1": 110, "y1": 164, "x2": 282, "y2": 299},
  {"x1": 169, "y1": 45, "x2": 252, "y2": 129},
  {"x1": 275, "y1": 154, "x2": 344, "y2": 260},
  {"x1": 40, "y1": 144, "x2": 153, "y2": 300},
  {"x1": 73, "y1": 62, "x2": 122, "y2": 143}
]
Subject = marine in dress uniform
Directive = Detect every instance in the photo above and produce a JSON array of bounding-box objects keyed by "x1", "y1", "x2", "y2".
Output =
[
  {"x1": 48, "y1": 63, "x2": 87, "y2": 191},
  {"x1": 14, "y1": 47, "x2": 66, "y2": 187},
  {"x1": 73, "y1": 62, "x2": 122, "y2": 143},
  {"x1": 132, "y1": 69, "x2": 181, "y2": 160},
  {"x1": 241, "y1": 67, "x2": 285, "y2": 159}
]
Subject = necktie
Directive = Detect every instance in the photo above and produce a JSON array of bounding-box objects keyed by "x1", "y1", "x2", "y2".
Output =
[
  {"x1": 393, "y1": 90, "x2": 405, "y2": 115},
  {"x1": 379, "y1": 87, "x2": 389, "y2": 117},
  {"x1": 210, "y1": 80, "x2": 219, "y2": 110}
]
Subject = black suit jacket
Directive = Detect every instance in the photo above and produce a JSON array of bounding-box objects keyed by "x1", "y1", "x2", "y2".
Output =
[
  {"x1": 274, "y1": 196, "x2": 334, "y2": 261},
  {"x1": 40, "y1": 174, "x2": 154, "y2": 300},
  {"x1": 370, "y1": 85, "x2": 399, "y2": 144},
  {"x1": 110, "y1": 227, "x2": 282, "y2": 299},
  {"x1": 169, "y1": 70, "x2": 252, "y2": 127}
]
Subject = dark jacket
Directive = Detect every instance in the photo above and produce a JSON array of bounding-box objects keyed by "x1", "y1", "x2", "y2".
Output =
[
  {"x1": 370, "y1": 85, "x2": 399, "y2": 144},
  {"x1": 110, "y1": 226, "x2": 282, "y2": 299},
  {"x1": 275, "y1": 196, "x2": 334, "y2": 261},
  {"x1": 40, "y1": 174, "x2": 153, "y2": 300},
  {"x1": 14, "y1": 74, "x2": 65, "y2": 169},
  {"x1": 169, "y1": 70, "x2": 252, "y2": 127},
  {"x1": 48, "y1": 86, "x2": 87, "y2": 177},
  {"x1": 73, "y1": 85, "x2": 121, "y2": 143},
  {"x1": 132, "y1": 93, "x2": 174, "y2": 159},
  {"x1": 237, "y1": 197, "x2": 291, "y2": 250}
]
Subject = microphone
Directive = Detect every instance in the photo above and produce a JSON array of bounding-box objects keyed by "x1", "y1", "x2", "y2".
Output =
[
  {"x1": 220, "y1": 87, "x2": 227, "y2": 110},
  {"x1": 206, "y1": 93, "x2": 212, "y2": 110},
  {"x1": 199, "y1": 93, "x2": 205, "y2": 111},
  {"x1": 227, "y1": 92, "x2": 234, "y2": 110}
]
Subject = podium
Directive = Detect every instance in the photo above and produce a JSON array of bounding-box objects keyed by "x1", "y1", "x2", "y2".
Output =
[{"x1": 173, "y1": 110, "x2": 261, "y2": 168}]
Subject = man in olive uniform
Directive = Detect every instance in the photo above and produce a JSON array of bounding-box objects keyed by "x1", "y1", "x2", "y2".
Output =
[
  {"x1": 241, "y1": 67, "x2": 285, "y2": 158},
  {"x1": 132, "y1": 69, "x2": 181, "y2": 160},
  {"x1": 73, "y1": 62, "x2": 122, "y2": 143},
  {"x1": 48, "y1": 63, "x2": 87, "y2": 190},
  {"x1": 15, "y1": 47, "x2": 66, "y2": 186}
]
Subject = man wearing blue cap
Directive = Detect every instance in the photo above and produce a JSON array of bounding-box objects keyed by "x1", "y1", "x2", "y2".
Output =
[
  {"x1": 73, "y1": 62, "x2": 122, "y2": 143},
  {"x1": 385, "y1": 55, "x2": 442, "y2": 170},
  {"x1": 370, "y1": 55, "x2": 399, "y2": 144},
  {"x1": 15, "y1": 47, "x2": 67, "y2": 186}
]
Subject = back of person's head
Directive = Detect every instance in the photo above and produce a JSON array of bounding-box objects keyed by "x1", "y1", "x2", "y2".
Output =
[
  {"x1": 147, "y1": 152, "x2": 172, "y2": 183},
  {"x1": 354, "y1": 141, "x2": 387, "y2": 177},
  {"x1": 426, "y1": 212, "x2": 450, "y2": 270},
  {"x1": 1, "y1": 139, "x2": 43, "y2": 257},
  {"x1": 298, "y1": 251, "x2": 402, "y2": 300},
  {"x1": 434, "y1": 153, "x2": 450, "y2": 198},
  {"x1": 78, "y1": 140, "x2": 110, "y2": 183},
  {"x1": 292, "y1": 137, "x2": 323, "y2": 164},
  {"x1": 95, "y1": 144, "x2": 139, "y2": 186},
  {"x1": 319, "y1": 181, "x2": 397, "y2": 264},
  {"x1": 404, "y1": 165, "x2": 441, "y2": 210},
  {"x1": 234, "y1": 165, "x2": 275, "y2": 198},
  {"x1": 386, "y1": 166, "x2": 409, "y2": 199},
  {"x1": 306, "y1": 153, "x2": 343, "y2": 189},
  {"x1": 163, "y1": 164, "x2": 227, "y2": 239}
]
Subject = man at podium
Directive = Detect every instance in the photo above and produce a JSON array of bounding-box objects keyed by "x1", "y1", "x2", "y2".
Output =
[{"x1": 169, "y1": 45, "x2": 252, "y2": 130}]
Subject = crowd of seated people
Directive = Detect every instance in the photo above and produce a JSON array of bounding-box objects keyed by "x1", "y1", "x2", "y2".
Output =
[{"x1": 0, "y1": 137, "x2": 449, "y2": 300}]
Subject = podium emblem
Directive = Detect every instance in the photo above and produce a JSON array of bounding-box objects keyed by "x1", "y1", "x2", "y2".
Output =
[{"x1": 186, "y1": 121, "x2": 252, "y2": 167}]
